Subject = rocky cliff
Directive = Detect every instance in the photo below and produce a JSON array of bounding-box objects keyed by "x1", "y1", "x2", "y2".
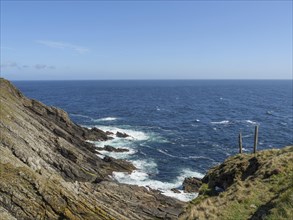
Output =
[
  {"x1": 180, "y1": 146, "x2": 293, "y2": 220},
  {"x1": 0, "y1": 78, "x2": 184, "y2": 220},
  {"x1": 1, "y1": 78, "x2": 292, "y2": 220}
]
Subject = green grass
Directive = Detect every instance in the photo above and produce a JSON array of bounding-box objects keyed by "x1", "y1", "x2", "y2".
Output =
[{"x1": 181, "y1": 146, "x2": 293, "y2": 220}]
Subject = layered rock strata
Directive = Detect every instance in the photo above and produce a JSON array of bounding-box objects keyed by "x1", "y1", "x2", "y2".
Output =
[{"x1": 0, "y1": 78, "x2": 184, "y2": 220}]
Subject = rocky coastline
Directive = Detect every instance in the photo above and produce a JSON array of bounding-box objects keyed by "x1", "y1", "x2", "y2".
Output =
[
  {"x1": 1, "y1": 78, "x2": 292, "y2": 220},
  {"x1": 0, "y1": 78, "x2": 184, "y2": 219}
]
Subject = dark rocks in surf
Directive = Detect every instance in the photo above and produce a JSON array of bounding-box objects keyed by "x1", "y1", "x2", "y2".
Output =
[
  {"x1": 104, "y1": 145, "x2": 129, "y2": 152},
  {"x1": 183, "y1": 177, "x2": 202, "y2": 193},
  {"x1": 84, "y1": 127, "x2": 109, "y2": 141},
  {"x1": 106, "y1": 131, "x2": 114, "y2": 135},
  {"x1": 171, "y1": 188, "x2": 181, "y2": 194},
  {"x1": 0, "y1": 78, "x2": 186, "y2": 220},
  {"x1": 116, "y1": 131, "x2": 130, "y2": 138},
  {"x1": 96, "y1": 145, "x2": 129, "y2": 153}
]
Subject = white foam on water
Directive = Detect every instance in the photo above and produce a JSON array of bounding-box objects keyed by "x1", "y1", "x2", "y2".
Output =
[
  {"x1": 242, "y1": 147, "x2": 249, "y2": 152},
  {"x1": 131, "y1": 159, "x2": 158, "y2": 174},
  {"x1": 97, "y1": 148, "x2": 137, "y2": 159},
  {"x1": 92, "y1": 117, "x2": 118, "y2": 122},
  {"x1": 242, "y1": 134, "x2": 253, "y2": 138},
  {"x1": 112, "y1": 167, "x2": 204, "y2": 202},
  {"x1": 89, "y1": 125, "x2": 151, "y2": 160},
  {"x1": 92, "y1": 136, "x2": 137, "y2": 160},
  {"x1": 162, "y1": 190, "x2": 198, "y2": 202},
  {"x1": 82, "y1": 125, "x2": 94, "y2": 130},
  {"x1": 96, "y1": 125, "x2": 149, "y2": 141},
  {"x1": 88, "y1": 124, "x2": 204, "y2": 201},
  {"x1": 92, "y1": 125, "x2": 168, "y2": 145},
  {"x1": 92, "y1": 136, "x2": 133, "y2": 149},
  {"x1": 211, "y1": 120, "x2": 230, "y2": 125},
  {"x1": 70, "y1": 113, "x2": 92, "y2": 119},
  {"x1": 157, "y1": 149, "x2": 177, "y2": 158},
  {"x1": 179, "y1": 169, "x2": 204, "y2": 180},
  {"x1": 245, "y1": 120, "x2": 258, "y2": 125}
]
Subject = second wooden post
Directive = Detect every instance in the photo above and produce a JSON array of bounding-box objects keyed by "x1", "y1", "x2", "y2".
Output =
[
  {"x1": 253, "y1": 125, "x2": 259, "y2": 154},
  {"x1": 239, "y1": 132, "x2": 243, "y2": 154}
]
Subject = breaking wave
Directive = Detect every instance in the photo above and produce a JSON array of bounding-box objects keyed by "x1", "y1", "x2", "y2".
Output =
[
  {"x1": 91, "y1": 125, "x2": 204, "y2": 202},
  {"x1": 92, "y1": 117, "x2": 118, "y2": 122},
  {"x1": 112, "y1": 167, "x2": 204, "y2": 202},
  {"x1": 245, "y1": 120, "x2": 258, "y2": 125},
  {"x1": 211, "y1": 120, "x2": 230, "y2": 125}
]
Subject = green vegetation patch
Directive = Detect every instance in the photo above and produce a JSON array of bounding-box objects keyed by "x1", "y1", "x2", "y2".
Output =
[{"x1": 183, "y1": 146, "x2": 293, "y2": 220}]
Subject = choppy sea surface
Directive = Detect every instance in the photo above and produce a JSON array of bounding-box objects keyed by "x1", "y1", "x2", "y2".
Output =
[{"x1": 14, "y1": 80, "x2": 293, "y2": 201}]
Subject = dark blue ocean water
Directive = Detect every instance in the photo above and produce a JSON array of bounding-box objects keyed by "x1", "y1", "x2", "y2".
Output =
[{"x1": 14, "y1": 80, "x2": 293, "y2": 199}]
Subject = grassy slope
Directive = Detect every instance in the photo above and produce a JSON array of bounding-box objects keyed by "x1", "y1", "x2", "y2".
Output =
[{"x1": 180, "y1": 146, "x2": 293, "y2": 220}]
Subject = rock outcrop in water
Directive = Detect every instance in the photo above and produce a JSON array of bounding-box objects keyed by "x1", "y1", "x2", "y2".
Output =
[
  {"x1": 0, "y1": 78, "x2": 184, "y2": 220},
  {"x1": 96, "y1": 145, "x2": 130, "y2": 152},
  {"x1": 116, "y1": 131, "x2": 130, "y2": 138}
]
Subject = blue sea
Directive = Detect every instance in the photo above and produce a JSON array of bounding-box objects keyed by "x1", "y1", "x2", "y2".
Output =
[{"x1": 14, "y1": 80, "x2": 293, "y2": 201}]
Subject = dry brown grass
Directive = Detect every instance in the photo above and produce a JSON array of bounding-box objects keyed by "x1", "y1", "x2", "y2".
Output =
[{"x1": 180, "y1": 146, "x2": 293, "y2": 220}]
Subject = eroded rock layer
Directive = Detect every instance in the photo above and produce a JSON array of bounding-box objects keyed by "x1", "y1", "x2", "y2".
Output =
[{"x1": 0, "y1": 78, "x2": 184, "y2": 220}]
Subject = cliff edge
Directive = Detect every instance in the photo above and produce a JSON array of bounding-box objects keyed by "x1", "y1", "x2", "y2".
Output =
[
  {"x1": 0, "y1": 78, "x2": 184, "y2": 220},
  {"x1": 1, "y1": 78, "x2": 292, "y2": 220},
  {"x1": 180, "y1": 146, "x2": 293, "y2": 220}
]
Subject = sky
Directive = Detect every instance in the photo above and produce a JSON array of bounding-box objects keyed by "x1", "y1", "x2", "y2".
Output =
[{"x1": 0, "y1": 1, "x2": 292, "y2": 80}]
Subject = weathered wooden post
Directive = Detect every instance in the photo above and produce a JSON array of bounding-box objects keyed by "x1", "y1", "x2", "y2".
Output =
[
  {"x1": 253, "y1": 125, "x2": 259, "y2": 154},
  {"x1": 238, "y1": 132, "x2": 243, "y2": 154}
]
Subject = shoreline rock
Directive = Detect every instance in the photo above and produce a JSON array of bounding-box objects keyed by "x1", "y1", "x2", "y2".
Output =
[
  {"x1": 116, "y1": 131, "x2": 130, "y2": 138},
  {"x1": 171, "y1": 188, "x2": 181, "y2": 194},
  {"x1": 182, "y1": 177, "x2": 202, "y2": 193},
  {"x1": 96, "y1": 145, "x2": 130, "y2": 152},
  {"x1": 0, "y1": 78, "x2": 185, "y2": 220}
]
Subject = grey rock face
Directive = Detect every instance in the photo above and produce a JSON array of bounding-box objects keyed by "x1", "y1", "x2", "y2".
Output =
[{"x1": 0, "y1": 78, "x2": 185, "y2": 219}]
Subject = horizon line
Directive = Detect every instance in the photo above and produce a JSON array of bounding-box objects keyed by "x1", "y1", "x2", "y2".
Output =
[{"x1": 7, "y1": 78, "x2": 293, "y2": 81}]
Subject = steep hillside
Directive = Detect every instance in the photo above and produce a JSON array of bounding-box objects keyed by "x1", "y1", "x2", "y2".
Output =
[
  {"x1": 0, "y1": 78, "x2": 184, "y2": 220},
  {"x1": 180, "y1": 146, "x2": 293, "y2": 220},
  {"x1": 1, "y1": 78, "x2": 292, "y2": 220}
]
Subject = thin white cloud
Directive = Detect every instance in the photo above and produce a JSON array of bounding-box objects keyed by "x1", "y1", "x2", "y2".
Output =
[
  {"x1": 0, "y1": 62, "x2": 20, "y2": 69},
  {"x1": 0, "y1": 61, "x2": 56, "y2": 70},
  {"x1": 34, "y1": 64, "x2": 56, "y2": 70},
  {"x1": 35, "y1": 64, "x2": 47, "y2": 70},
  {"x1": 37, "y1": 40, "x2": 89, "y2": 54}
]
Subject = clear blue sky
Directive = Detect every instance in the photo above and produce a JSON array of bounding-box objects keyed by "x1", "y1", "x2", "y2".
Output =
[{"x1": 1, "y1": 1, "x2": 292, "y2": 80}]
